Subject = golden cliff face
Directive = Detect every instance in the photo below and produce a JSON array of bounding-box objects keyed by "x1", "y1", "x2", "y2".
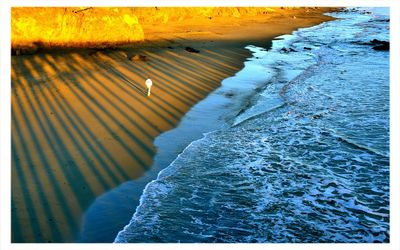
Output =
[
  {"x1": 12, "y1": 7, "x2": 144, "y2": 50},
  {"x1": 11, "y1": 7, "x2": 289, "y2": 50}
]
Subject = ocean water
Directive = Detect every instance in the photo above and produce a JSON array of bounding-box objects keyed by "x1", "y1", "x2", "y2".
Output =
[{"x1": 115, "y1": 8, "x2": 389, "y2": 243}]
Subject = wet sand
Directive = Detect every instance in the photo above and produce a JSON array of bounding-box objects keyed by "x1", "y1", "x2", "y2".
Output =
[{"x1": 11, "y1": 8, "x2": 336, "y2": 243}]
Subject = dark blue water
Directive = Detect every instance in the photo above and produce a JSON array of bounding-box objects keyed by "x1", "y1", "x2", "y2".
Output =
[{"x1": 115, "y1": 8, "x2": 389, "y2": 243}]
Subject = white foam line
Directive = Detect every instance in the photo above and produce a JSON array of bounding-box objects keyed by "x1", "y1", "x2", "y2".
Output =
[{"x1": 233, "y1": 103, "x2": 286, "y2": 127}]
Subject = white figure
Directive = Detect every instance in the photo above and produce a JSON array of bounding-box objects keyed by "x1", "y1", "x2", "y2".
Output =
[{"x1": 145, "y1": 78, "x2": 153, "y2": 96}]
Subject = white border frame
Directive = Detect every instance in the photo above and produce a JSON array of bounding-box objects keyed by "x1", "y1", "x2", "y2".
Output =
[{"x1": 1, "y1": 1, "x2": 399, "y2": 250}]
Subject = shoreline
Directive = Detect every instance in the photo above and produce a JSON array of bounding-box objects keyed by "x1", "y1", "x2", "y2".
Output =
[
  {"x1": 82, "y1": 10, "x2": 338, "y2": 243},
  {"x1": 11, "y1": 8, "x2": 337, "y2": 243}
]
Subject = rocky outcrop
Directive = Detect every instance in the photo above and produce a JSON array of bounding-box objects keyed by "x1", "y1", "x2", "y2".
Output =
[
  {"x1": 370, "y1": 39, "x2": 389, "y2": 51},
  {"x1": 351, "y1": 39, "x2": 390, "y2": 51}
]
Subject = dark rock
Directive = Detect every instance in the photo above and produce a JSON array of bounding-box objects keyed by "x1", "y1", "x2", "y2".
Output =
[
  {"x1": 373, "y1": 44, "x2": 389, "y2": 50},
  {"x1": 280, "y1": 47, "x2": 288, "y2": 53},
  {"x1": 304, "y1": 47, "x2": 312, "y2": 50},
  {"x1": 370, "y1": 39, "x2": 389, "y2": 46},
  {"x1": 352, "y1": 39, "x2": 389, "y2": 51},
  {"x1": 185, "y1": 47, "x2": 200, "y2": 53},
  {"x1": 369, "y1": 18, "x2": 390, "y2": 23},
  {"x1": 167, "y1": 46, "x2": 174, "y2": 49},
  {"x1": 312, "y1": 114, "x2": 323, "y2": 119},
  {"x1": 224, "y1": 92, "x2": 235, "y2": 98},
  {"x1": 128, "y1": 54, "x2": 148, "y2": 61},
  {"x1": 280, "y1": 47, "x2": 297, "y2": 53},
  {"x1": 371, "y1": 39, "x2": 389, "y2": 50}
]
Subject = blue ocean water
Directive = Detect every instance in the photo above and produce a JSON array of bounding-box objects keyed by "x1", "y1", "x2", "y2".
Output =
[{"x1": 115, "y1": 8, "x2": 389, "y2": 243}]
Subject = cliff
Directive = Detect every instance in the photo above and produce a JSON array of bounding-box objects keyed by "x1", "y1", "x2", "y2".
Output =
[{"x1": 11, "y1": 7, "x2": 144, "y2": 51}]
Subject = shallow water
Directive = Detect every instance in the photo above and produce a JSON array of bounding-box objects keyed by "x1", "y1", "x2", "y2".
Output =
[{"x1": 115, "y1": 8, "x2": 389, "y2": 243}]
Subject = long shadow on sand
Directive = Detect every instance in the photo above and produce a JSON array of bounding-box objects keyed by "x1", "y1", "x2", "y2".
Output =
[{"x1": 11, "y1": 45, "x2": 250, "y2": 242}]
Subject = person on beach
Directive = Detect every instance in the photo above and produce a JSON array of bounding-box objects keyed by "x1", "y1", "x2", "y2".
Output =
[{"x1": 145, "y1": 78, "x2": 153, "y2": 96}]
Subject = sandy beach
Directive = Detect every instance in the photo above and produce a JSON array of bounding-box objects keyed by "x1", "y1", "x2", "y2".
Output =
[{"x1": 11, "y1": 7, "x2": 336, "y2": 243}]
